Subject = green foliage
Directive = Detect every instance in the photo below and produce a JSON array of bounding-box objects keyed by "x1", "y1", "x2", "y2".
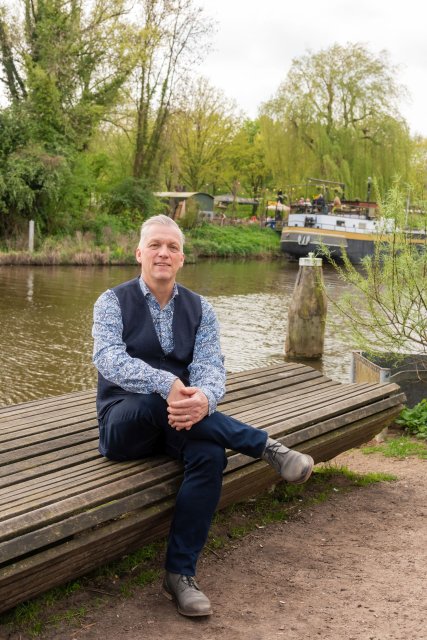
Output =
[
  {"x1": 167, "y1": 77, "x2": 239, "y2": 191},
  {"x1": 0, "y1": 0, "x2": 133, "y2": 238},
  {"x1": 105, "y1": 177, "x2": 161, "y2": 221},
  {"x1": 324, "y1": 180, "x2": 427, "y2": 356},
  {"x1": 396, "y1": 400, "x2": 427, "y2": 439}
]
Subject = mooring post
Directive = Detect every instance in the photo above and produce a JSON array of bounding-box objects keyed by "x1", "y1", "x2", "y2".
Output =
[
  {"x1": 28, "y1": 220, "x2": 35, "y2": 253},
  {"x1": 285, "y1": 253, "x2": 327, "y2": 358}
]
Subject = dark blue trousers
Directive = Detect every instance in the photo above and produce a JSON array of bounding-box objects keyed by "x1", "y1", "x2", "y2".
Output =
[{"x1": 98, "y1": 393, "x2": 268, "y2": 576}]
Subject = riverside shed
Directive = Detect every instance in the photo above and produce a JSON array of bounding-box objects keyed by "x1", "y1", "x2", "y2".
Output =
[{"x1": 154, "y1": 192, "x2": 214, "y2": 219}]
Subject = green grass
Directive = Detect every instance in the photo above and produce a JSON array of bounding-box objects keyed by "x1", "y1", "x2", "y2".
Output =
[{"x1": 362, "y1": 435, "x2": 427, "y2": 459}]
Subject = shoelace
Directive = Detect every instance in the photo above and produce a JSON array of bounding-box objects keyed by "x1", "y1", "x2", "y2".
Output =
[
  {"x1": 264, "y1": 441, "x2": 284, "y2": 469},
  {"x1": 180, "y1": 576, "x2": 200, "y2": 591}
]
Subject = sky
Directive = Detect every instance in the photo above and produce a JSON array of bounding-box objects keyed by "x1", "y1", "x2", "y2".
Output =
[{"x1": 197, "y1": 0, "x2": 427, "y2": 137}]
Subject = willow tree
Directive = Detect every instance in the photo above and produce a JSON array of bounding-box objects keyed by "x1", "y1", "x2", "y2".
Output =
[{"x1": 261, "y1": 43, "x2": 412, "y2": 198}]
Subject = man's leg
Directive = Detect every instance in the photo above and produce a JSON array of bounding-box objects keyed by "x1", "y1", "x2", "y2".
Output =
[
  {"x1": 178, "y1": 411, "x2": 314, "y2": 485},
  {"x1": 98, "y1": 393, "x2": 169, "y2": 460},
  {"x1": 162, "y1": 438, "x2": 226, "y2": 617},
  {"x1": 165, "y1": 439, "x2": 227, "y2": 575},
  {"x1": 98, "y1": 395, "x2": 313, "y2": 616}
]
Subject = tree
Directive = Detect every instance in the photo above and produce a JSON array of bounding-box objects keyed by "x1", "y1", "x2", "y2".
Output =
[
  {"x1": 261, "y1": 43, "x2": 412, "y2": 197},
  {"x1": 224, "y1": 119, "x2": 271, "y2": 199},
  {"x1": 408, "y1": 136, "x2": 427, "y2": 204},
  {"x1": 167, "y1": 77, "x2": 238, "y2": 192},
  {"x1": 325, "y1": 181, "x2": 427, "y2": 356},
  {"x1": 0, "y1": 0, "x2": 133, "y2": 235},
  {"x1": 130, "y1": 0, "x2": 212, "y2": 184},
  {"x1": 0, "y1": 0, "x2": 133, "y2": 150}
]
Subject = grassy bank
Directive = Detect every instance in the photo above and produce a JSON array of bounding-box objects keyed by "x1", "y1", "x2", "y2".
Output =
[{"x1": 0, "y1": 224, "x2": 281, "y2": 266}]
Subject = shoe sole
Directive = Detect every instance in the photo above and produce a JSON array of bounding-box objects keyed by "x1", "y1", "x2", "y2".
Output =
[
  {"x1": 290, "y1": 455, "x2": 314, "y2": 484},
  {"x1": 162, "y1": 586, "x2": 213, "y2": 617}
]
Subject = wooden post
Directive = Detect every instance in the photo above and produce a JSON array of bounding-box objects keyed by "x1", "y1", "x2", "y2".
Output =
[
  {"x1": 28, "y1": 220, "x2": 35, "y2": 253},
  {"x1": 285, "y1": 253, "x2": 327, "y2": 358}
]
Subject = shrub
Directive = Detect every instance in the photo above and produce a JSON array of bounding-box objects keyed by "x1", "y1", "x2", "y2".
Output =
[{"x1": 396, "y1": 399, "x2": 427, "y2": 439}]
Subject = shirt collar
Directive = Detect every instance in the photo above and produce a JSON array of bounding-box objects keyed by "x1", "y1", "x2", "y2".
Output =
[{"x1": 139, "y1": 277, "x2": 179, "y2": 300}]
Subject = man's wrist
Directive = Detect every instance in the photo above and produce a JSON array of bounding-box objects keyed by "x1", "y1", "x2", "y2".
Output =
[
  {"x1": 198, "y1": 387, "x2": 217, "y2": 415},
  {"x1": 157, "y1": 373, "x2": 179, "y2": 400}
]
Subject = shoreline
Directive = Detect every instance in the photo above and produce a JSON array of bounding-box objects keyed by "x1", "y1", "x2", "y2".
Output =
[{"x1": 0, "y1": 225, "x2": 282, "y2": 265}]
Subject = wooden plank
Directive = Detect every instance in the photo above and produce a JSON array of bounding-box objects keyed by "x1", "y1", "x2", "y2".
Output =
[
  {"x1": 225, "y1": 382, "x2": 375, "y2": 423},
  {"x1": 0, "y1": 442, "x2": 100, "y2": 483},
  {"x1": 0, "y1": 460, "x2": 174, "y2": 521},
  {"x1": 0, "y1": 458, "x2": 181, "y2": 539},
  {"x1": 239, "y1": 385, "x2": 403, "y2": 433},
  {"x1": 0, "y1": 429, "x2": 98, "y2": 466},
  {"x1": 0, "y1": 413, "x2": 99, "y2": 443},
  {"x1": 0, "y1": 477, "x2": 183, "y2": 565},
  {"x1": 0, "y1": 389, "x2": 96, "y2": 416},
  {"x1": 0, "y1": 420, "x2": 99, "y2": 454},
  {"x1": 0, "y1": 392, "x2": 404, "y2": 547},
  {"x1": 0, "y1": 361, "x2": 405, "y2": 615},
  {"x1": 0, "y1": 458, "x2": 145, "y2": 504},
  {"x1": 221, "y1": 378, "x2": 339, "y2": 414},
  {"x1": 0, "y1": 398, "x2": 97, "y2": 431},
  {"x1": 221, "y1": 370, "x2": 328, "y2": 404}
]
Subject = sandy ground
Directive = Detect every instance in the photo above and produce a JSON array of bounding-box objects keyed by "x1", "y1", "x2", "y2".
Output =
[{"x1": 1, "y1": 448, "x2": 426, "y2": 640}]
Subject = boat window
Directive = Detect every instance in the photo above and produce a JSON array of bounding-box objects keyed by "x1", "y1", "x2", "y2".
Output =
[
  {"x1": 336, "y1": 220, "x2": 345, "y2": 227},
  {"x1": 358, "y1": 222, "x2": 366, "y2": 229}
]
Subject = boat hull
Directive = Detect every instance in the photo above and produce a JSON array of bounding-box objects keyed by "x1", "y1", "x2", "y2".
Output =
[{"x1": 280, "y1": 227, "x2": 376, "y2": 263}]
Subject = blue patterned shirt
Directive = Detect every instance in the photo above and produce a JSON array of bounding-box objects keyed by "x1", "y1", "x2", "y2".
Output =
[{"x1": 92, "y1": 277, "x2": 226, "y2": 413}]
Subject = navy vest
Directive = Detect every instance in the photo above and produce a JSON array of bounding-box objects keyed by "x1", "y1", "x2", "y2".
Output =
[{"x1": 96, "y1": 278, "x2": 202, "y2": 417}]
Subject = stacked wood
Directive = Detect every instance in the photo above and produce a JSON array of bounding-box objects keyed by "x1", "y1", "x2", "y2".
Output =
[{"x1": 0, "y1": 362, "x2": 404, "y2": 613}]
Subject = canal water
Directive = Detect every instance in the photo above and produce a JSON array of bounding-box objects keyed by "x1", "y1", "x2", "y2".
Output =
[{"x1": 0, "y1": 260, "x2": 355, "y2": 407}]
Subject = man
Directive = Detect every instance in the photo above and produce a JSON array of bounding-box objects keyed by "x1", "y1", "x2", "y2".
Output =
[{"x1": 92, "y1": 214, "x2": 314, "y2": 617}]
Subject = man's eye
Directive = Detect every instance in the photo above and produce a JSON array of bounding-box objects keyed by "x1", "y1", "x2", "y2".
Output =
[{"x1": 169, "y1": 245, "x2": 179, "y2": 252}]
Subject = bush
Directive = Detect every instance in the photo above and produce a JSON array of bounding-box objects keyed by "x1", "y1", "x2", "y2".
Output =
[
  {"x1": 105, "y1": 177, "x2": 161, "y2": 221},
  {"x1": 396, "y1": 399, "x2": 427, "y2": 439}
]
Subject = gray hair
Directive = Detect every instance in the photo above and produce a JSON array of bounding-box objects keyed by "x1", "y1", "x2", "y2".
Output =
[{"x1": 138, "y1": 214, "x2": 185, "y2": 250}]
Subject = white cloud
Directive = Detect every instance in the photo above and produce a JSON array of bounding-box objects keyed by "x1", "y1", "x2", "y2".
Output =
[{"x1": 197, "y1": 0, "x2": 427, "y2": 135}]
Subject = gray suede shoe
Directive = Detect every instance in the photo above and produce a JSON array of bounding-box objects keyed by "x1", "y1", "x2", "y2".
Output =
[
  {"x1": 163, "y1": 572, "x2": 212, "y2": 617},
  {"x1": 262, "y1": 438, "x2": 314, "y2": 484}
]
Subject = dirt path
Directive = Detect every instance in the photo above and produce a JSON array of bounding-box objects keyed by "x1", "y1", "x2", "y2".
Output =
[{"x1": 2, "y1": 449, "x2": 426, "y2": 640}]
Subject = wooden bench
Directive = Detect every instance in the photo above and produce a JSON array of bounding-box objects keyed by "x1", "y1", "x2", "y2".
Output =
[{"x1": 0, "y1": 362, "x2": 405, "y2": 613}]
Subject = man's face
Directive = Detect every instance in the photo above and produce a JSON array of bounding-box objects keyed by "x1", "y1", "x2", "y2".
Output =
[{"x1": 136, "y1": 224, "x2": 184, "y2": 287}]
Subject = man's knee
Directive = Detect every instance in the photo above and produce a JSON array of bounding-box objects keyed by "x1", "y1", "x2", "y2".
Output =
[
  {"x1": 183, "y1": 440, "x2": 227, "y2": 476},
  {"x1": 98, "y1": 394, "x2": 168, "y2": 460}
]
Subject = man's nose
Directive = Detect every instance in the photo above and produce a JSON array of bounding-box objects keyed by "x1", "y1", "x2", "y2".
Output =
[{"x1": 158, "y1": 244, "x2": 170, "y2": 255}]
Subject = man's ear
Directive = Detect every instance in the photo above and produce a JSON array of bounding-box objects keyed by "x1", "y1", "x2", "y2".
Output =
[{"x1": 136, "y1": 247, "x2": 142, "y2": 263}]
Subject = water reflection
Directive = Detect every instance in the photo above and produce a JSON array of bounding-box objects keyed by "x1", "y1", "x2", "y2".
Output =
[
  {"x1": 0, "y1": 261, "x2": 356, "y2": 407},
  {"x1": 26, "y1": 270, "x2": 34, "y2": 303}
]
